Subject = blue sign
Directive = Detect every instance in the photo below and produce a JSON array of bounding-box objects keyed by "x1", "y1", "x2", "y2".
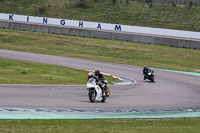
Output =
[
  {"x1": 79, "y1": 21, "x2": 83, "y2": 27},
  {"x1": 43, "y1": 18, "x2": 48, "y2": 24},
  {"x1": 97, "y1": 23, "x2": 101, "y2": 29},
  {"x1": 9, "y1": 15, "x2": 13, "y2": 20},
  {"x1": 60, "y1": 20, "x2": 65, "y2": 25},
  {"x1": 115, "y1": 25, "x2": 121, "y2": 31}
]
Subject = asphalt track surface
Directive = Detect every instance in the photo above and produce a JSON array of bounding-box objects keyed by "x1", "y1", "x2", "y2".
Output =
[{"x1": 0, "y1": 49, "x2": 200, "y2": 111}]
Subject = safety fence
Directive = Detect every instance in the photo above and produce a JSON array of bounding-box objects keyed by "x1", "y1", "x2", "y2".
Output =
[
  {"x1": 0, "y1": 0, "x2": 200, "y2": 31},
  {"x1": 140, "y1": 0, "x2": 200, "y2": 5}
]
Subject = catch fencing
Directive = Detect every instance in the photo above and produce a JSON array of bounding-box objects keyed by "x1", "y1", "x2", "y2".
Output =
[
  {"x1": 140, "y1": 0, "x2": 200, "y2": 5},
  {"x1": 0, "y1": 0, "x2": 200, "y2": 31}
]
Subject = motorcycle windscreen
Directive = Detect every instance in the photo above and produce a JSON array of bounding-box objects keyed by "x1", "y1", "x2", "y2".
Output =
[{"x1": 88, "y1": 78, "x2": 95, "y2": 83}]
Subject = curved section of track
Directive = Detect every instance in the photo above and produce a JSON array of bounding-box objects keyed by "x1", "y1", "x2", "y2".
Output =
[{"x1": 0, "y1": 49, "x2": 200, "y2": 111}]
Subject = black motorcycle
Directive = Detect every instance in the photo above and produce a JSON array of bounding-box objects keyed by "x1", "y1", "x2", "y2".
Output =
[
  {"x1": 103, "y1": 80, "x2": 110, "y2": 97},
  {"x1": 144, "y1": 69, "x2": 155, "y2": 83}
]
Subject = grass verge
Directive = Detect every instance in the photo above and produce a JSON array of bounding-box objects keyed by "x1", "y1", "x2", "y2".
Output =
[
  {"x1": 0, "y1": 58, "x2": 119, "y2": 85},
  {"x1": 0, "y1": 29, "x2": 200, "y2": 73},
  {"x1": 0, "y1": 119, "x2": 200, "y2": 133}
]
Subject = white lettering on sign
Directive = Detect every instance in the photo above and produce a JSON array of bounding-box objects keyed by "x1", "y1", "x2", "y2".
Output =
[{"x1": 0, "y1": 13, "x2": 200, "y2": 39}]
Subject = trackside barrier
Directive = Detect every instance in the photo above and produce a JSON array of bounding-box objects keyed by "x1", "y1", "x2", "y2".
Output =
[
  {"x1": 0, "y1": 21, "x2": 9, "y2": 29},
  {"x1": 132, "y1": 34, "x2": 156, "y2": 44},
  {"x1": 0, "y1": 20, "x2": 200, "y2": 50},
  {"x1": 90, "y1": 30, "x2": 112, "y2": 40},
  {"x1": 49, "y1": 26, "x2": 69, "y2": 35},
  {"x1": 155, "y1": 37, "x2": 179, "y2": 47}
]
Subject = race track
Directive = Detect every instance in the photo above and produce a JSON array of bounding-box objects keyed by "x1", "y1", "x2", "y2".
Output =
[{"x1": 0, "y1": 49, "x2": 200, "y2": 111}]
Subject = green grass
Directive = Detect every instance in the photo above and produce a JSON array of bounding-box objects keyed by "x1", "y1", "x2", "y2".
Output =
[
  {"x1": 0, "y1": 58, "x2": 119, "y2": 85},
  {"x1": 0, "y1": 0, "x2": 200, "y2": 31},
  {"x1": 0, "y1": 119, "x2": 200, "y2": 133},
  {"x1": 0, "y1": 28, "x2": 200, "y2": 73}
]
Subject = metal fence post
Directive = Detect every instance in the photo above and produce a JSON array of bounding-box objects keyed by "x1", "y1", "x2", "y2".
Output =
[
  {"x1": 187, "y1": 7, "x2": 190, "y2": 31},
  {"x1": 37, "y1": 0, "x2": 39, "y2": 16},
  {"x1": 147, "y1": 4, "x2": 150, "y2": 26},
  {"x1": 3, "y1": 0, "x2": 6, "y2": 13},
  {"x1": 109, "y1": 0, "x2": 112, "y2": 23},
  {"x1": 72, "y1": 0, "x2": 75, "y2": 20}
]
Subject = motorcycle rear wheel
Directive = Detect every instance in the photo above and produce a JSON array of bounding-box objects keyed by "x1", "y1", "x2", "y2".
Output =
[
  {"x1": 101, "y1": 95, "x2": 106, "y2": 102},
  {"x1": 151, "y1": 75, "x2": 155, "y2": 83}
]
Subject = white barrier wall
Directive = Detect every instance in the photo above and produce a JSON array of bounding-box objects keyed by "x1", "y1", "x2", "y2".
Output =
[{"x1": 0, "y1": 13, "x2": 200, "y2": 40}]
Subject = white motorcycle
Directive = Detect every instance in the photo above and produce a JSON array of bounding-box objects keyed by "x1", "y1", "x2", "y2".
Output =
[{"x1": 87, "y1": 77, "x2": 106, "y2": 103}]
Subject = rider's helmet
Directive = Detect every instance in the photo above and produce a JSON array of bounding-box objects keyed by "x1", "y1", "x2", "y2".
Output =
[
  {"x1": 144, "y1": 65, "x2": 147, "y2": 69},
  {"x1": 95, "y1": 70, "x2": 100, "y2": 76},
  {"x1": 88, "y1": 72, "x2": 94, "y2": 79}
]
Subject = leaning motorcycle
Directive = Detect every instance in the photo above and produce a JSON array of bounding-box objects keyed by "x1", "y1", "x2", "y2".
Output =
[
  {"x1": 144, "y1": 69, "x2": 155, "y2": 83},
  {"x1": 87, "y1": 78, "x2": 106, "y2": 103},
  {"x1": 103, "y1": 80, "x2": 110, "y2": 97}
]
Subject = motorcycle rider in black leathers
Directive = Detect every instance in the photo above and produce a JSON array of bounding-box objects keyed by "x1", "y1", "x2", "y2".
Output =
[
  {"x1": 94, "y1": 70, "x2": 106, "y2": 96},
  {"x1": 143, "y1": 65, "x2": 150, "y2": 80}
]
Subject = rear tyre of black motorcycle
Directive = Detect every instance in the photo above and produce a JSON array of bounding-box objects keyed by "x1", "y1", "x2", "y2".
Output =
[
  {"x1": 101, "y1": 96, "x2": 106, "y2": 102},
  {"x1": 152, "y1": 75, "x2": 155, "y2": 83},
  {"x1": 89, "y1": 90, "x2": 96, "y2": 103}
]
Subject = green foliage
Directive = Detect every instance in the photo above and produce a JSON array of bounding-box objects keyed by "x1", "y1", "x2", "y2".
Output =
[
  {"x1": 184, "y1": 0, "x2": 194, "y2": 9},
  {"x1": 112, "y1": 0, "x2": 117, "y2": 5},
  {"x1": 171, "y1": 1, "x2": 177, "y2": 7},
  {"x1": 39, "y1": 5, "x2": 46, "y2": 14},
  {"x1": 76, "y1": 0, "x2": 90, "y2": 9},
  {"x1": 189, "y1": 1, "x2": 193, "y2": 8},
  {"x1": 145, "y1": 0, "x2": 152, "y2": 3},
  {"x1": 146, "y1": 0, "x2": 153, "y2": 8},
  {"x1": 126, "y1": 0, "x2": 130, "y2": 5}
]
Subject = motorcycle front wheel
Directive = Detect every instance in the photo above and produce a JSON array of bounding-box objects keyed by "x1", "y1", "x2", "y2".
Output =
[
  {"x1": 89, "y1": 90, "x2": 96, "y2": 103},
  {"x1": 106, "y1": 87, "x2": 110, "y2": 97}
]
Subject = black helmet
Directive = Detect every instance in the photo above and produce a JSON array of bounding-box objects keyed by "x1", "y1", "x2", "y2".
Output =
[
  {"x1": 144, "y1": 65, "x2": 147, "y2": 69},
  {"x1": 95, "y1": 70, "x2": 100, "y2": 76}
]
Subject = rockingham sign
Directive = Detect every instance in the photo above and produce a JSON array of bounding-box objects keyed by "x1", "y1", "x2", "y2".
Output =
[
  {"x1": 0, "y1": 13, "x2": 122, "y2": 31},
  {"x1": 0, "y1": 13, "x2": 200, "y2": 39}
]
